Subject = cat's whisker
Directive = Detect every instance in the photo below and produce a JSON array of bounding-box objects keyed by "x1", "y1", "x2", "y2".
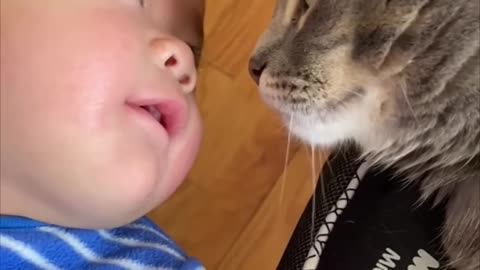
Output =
[
  {"x1": 342, "y1": 88, "x2": 364, "y2": 98},
  {"x1": 279, "y1": 113, "x2": 294, "y2": 207},
  {"x1": 399, "y1": 79, "x2": 420, "y2": 126},
  {"x1": 318, "y1": 149, "x2": 328, "y2": 200},
  {"x1": 310, "y1": 134, "x2": 317, "y2": 246}
]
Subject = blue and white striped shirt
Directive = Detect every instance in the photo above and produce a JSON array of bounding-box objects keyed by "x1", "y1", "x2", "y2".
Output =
[{"x1": 0, "y1": 215, "x2": 205, "y2": 270}]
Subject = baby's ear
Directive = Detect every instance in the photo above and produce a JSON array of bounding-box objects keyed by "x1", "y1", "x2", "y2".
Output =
[{"x1": 353, "y1": 0, "x2": 429, "y2": 70}]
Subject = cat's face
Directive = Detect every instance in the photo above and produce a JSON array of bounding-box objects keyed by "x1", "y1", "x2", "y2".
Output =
[{"x1": 249, "y1": 0, "x2": 412, "y2": 147}]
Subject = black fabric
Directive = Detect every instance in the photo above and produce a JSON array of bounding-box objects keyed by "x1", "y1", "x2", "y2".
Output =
[
  {"x1": 277, "y1": 146, "x2": 452, "y2": 270},
  {"x1": 318, "y1": 168, "x2": 451, "y2": 270}
]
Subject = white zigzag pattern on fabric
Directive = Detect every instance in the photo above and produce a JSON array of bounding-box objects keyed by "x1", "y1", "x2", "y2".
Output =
[
  {"x1": 38, "y1": 227, "x2": 176, "y2": 270},
  {"x1": 302, "y1": 160, "x2": 370, "y2": 270},
  {"x1": 0, "y1": 234, "x2": 62, "y2": 270}
]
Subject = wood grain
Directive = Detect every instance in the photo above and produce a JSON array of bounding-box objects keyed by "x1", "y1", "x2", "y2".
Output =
[{"x1": 148, "y1": 0, "x2": 328, "y2": 269}]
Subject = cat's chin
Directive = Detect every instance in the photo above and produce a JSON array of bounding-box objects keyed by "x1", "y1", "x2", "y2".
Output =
[
  {"x1": 283, "y1": 114, "x2": 354, "y2": 147},
  {"x1": 280, "y1": 100, "x2": 379, "y2": 149}
]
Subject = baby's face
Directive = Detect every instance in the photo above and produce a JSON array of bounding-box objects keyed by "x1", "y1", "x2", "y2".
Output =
[{"x1": 0, "y1": 0, "x2": 202, "y2": 228}]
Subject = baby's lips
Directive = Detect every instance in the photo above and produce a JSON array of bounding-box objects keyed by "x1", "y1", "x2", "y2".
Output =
[
  {"x1": 156, "y1": 100, "x2": 187, "y2": 137},
  {"x1": 126, "y1": 97, "x2": 187, "y2": 138}
]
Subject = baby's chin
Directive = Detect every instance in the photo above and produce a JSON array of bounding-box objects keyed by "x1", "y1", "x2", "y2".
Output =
[
  {"x1": 115, "y1": 136, "x2": 201, "y2": 228},
  {"x1": 66, "y1": 165, "x2": 183, "y2": 229},
  {"x1": 59, "y1": 141, "x2": 199, "y2": 230}
]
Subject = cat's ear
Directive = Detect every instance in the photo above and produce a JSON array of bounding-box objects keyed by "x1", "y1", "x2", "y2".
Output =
[{"x1": 354, "y1": 0, "x2": 430, "y2": 70}]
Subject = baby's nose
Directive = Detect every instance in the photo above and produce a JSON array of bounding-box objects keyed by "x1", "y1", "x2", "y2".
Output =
[{"x1": 150, "y1": 37, "x2": 197, "y2": 93}]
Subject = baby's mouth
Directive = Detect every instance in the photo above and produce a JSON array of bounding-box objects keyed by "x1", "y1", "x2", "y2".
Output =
[
  {"x1": 128, "y1": 101, "x2": 186, "y2": 138},
  {"x1": 141, "y1": 105, "x2": 165, "y2": 127}
]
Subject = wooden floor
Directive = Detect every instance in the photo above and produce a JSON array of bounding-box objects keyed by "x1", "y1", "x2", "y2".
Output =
[{"x1": 148, "y1": 1, "x2": 327, "y2": 269}]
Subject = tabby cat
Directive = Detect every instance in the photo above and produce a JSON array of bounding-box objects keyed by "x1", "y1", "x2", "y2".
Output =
[{"x1": 248, "y1": 0, "x2": 480, "y2": 269}]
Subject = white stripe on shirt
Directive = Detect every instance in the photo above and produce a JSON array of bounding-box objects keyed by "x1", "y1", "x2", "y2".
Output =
[
  {"x1": 38, "y1": 227, "x2": 174, "y2": 270},
  {"x1": 0, "y1": 234, "x2": 62, "y2": 270},
  {"x1": 124, "y1": 223, "x2": 173, "y2": 243},
  {"x1": 97, "y1": 230, "x2": 185, "y2": 261}
]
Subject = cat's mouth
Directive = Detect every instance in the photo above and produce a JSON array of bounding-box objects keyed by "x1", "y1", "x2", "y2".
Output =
[
  {"x1": 253, "y1": 71, "x2": 374, "y2": 146},
  {"x1": 258, "y1": 74, "x2": 365, "y2": 120},
  {"x1": 259, "y1": 74, "x2": 310, "y2": 111}
]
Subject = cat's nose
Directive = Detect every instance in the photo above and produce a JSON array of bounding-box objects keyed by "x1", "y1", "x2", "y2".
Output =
[{"x1": 248, "y1": 56, "x2": 267, "y2": 85}]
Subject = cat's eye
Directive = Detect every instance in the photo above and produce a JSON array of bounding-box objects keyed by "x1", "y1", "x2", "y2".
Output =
[
  {"x1": 304, "y1": 0, "x2": 315, "y2": 9},
  {"x1": 291, "y1": 0, "x2": 311, "y2": 24},
  {"x1": 300, "y1": 0, "x2": 310, "y2": 12}
]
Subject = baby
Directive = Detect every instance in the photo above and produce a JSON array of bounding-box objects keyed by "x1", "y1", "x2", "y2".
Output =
[{"x1": 0, "y1": 0, "x2": 205, "y2": 269}]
